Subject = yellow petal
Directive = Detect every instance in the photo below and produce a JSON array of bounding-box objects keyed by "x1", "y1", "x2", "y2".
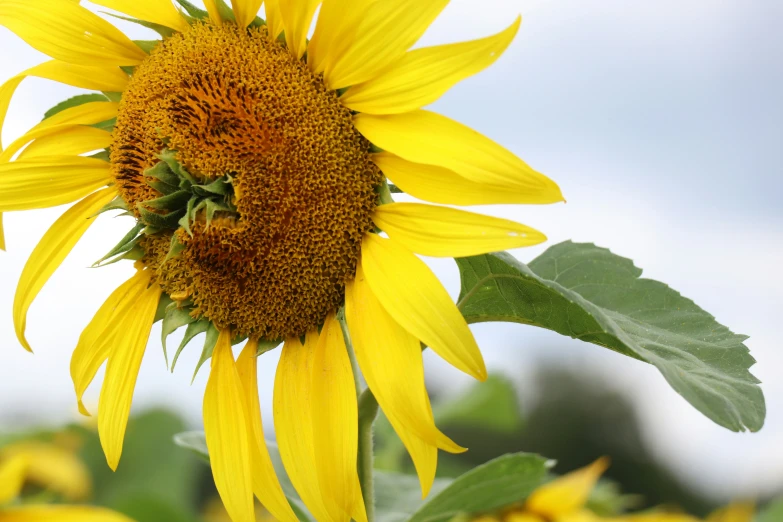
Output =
[
  {"x1": 89, "y1": 0, "x2": 190, "y2": 32},
  {"x1": 0, "y1": 442, "x2": 91, "y2": 501},
  {"x1": 360, "y1": 233, "x2": 487, "y2": 381},
  {"x1": 202, "y1": 0, "x2": 224, "y2": 24},
  {"x1": 307, "y1": 0, "x2": 374, "y2": 75},
  {"x1": 0, "y1": 60, "x2": 127, "y2": 151},
  {"x1": 346, "y1": 263, "x2": 464, "y2": 497},
  {"x1": 525, "y1": 458, "x2": 610, "y2": 519},
  {"x1": 204, "y1": 330, "x2": 256, "y2": 522},
  {"x1": 18, "y1": 127, "x2": 113, "y2": 160},
  {"x1": 0, "y1": 454, "x2": 28, "y2": 505},
  {"x1": 14, "y1": 188, "x2": 115, "y2": 353},
  {"x1": 0, "y1": 214, "x2": 6, "y2": 251},
  {"x1": 274, "y1": 333, "x2": 332, "y2": 522},
  {"x1": 342, "y1": 17, "x2": 521, "y2": 114},
  {"x1": 312, "y1": 313, "x2": 367, "y2": 522},
  {"x1": 278, "y1": 0, "x2": 320, "y2": 59},
  {"x1": 0, "y1": 156, "x2": 112, "y2": 212},
  {"x1": 0, "y1": 505, "x2": 134, "y2": 522},
  {"x1": 374, "y1": 153, "x2": 552, "y2": 206},
  {"x1": 706, "y1": 503, "x2": 756, "y2": 522},
  {"x1": 236, "y1": 340, "x2": 299, "y2": 522},
  {"x1": 373, "y1": 202, "x2": 546, "y2": 258},
  {"x1": 355, "y1": 111, "x2": 563, "y2": 204},
  {"x1": 264, "y1": 0, "x2": 284, "y2": 40},
  {"x1": 0, "y1": 0, "x2": 147, "y2": 67},
  {"x1": 71, "y1": 271, "x2": 149, "y2": 417},
  {"x1": 325, "y1": 0, "x2": 449, "y2": 90},
  {"x1": 1, "y1": 101, "x2": 119, "y2": 162},
  {"x1": 98, "y1": 275, "x2": 161, "y2": 470},
  {"x1": 231, "y1": 0, "x2": 263, "y2": 28}
]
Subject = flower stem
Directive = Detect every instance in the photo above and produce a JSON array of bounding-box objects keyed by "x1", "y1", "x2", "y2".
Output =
[
  {"x1": 338, "y1": 308, "x2": 379, "y2": 522},
  {"x1": 358, "y1": 387, "x2": 379, "y2": 522}
]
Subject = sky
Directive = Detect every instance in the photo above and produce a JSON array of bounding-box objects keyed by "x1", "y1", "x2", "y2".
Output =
[{"x1": 0, "y1": 0, "x2": 781, "y2": 503}]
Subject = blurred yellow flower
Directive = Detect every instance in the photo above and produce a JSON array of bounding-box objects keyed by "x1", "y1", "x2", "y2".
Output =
[
  {"x1": 0, "y1": 451, "x2": 133, "y2": 522},
  {"x1": 0, "y1": 441, "x2": 91, "y2": 501},
  {"x1": 483, "y1": 458, "x2": 754, "y2": 522}
]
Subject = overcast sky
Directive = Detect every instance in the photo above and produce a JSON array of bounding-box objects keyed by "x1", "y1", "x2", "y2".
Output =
[{"x1": 0, "y1": 0, "x2": 781, "y2": 503}]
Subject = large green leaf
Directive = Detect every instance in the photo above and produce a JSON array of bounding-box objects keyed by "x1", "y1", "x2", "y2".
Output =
[
  {"x1": 406, "y1": 453, "x2": 550, "y2": 522},
  {"x1": 456, "y1": 242, "x2": 765, "y2": 432}
]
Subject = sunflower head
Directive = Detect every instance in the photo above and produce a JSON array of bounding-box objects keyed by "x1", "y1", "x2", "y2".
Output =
[{"x1": 113, "y1": 20, "x2": 382, "y2": 340}]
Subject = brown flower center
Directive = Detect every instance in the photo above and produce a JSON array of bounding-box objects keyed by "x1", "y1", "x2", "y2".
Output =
[{"x1": 110, "y1": 22, "x2": 382, "y2": 340}]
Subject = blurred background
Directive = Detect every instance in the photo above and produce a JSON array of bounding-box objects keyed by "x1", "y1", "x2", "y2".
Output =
[{"x1": 0, "y1": 0, "x2": 781, "y2": 518}]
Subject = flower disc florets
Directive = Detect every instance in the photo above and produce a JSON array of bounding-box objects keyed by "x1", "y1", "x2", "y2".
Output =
[{"x1": 111, "y1": 22, "x2": 382, "y2": 339}]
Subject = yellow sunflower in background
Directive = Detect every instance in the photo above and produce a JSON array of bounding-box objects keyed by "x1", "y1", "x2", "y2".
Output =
[
  {"x1": 481, "y1": 458, "x2": 755, "y2": 522},
  {"x1": 0, "y1": 439, "x2": 133, "y2": 522},
  {"x1": 0, "y1": 0, "x2": 562, "y2": 521}
]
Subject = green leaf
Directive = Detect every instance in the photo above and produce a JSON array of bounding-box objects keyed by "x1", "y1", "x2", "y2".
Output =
[
  {"x1": 173, "y1": 431, "x2": 313, "y2": 522},
  {"x1": 374, "y1": 472, "x2": 452, "y2": 522},
  {"x1": 758, "y1": 499, "x2": 783, "y2": 522},
  {"x1": 434, "y1": 375, "x2": 523, "y2": 434},
  {"x1": 406, "y1": 453, "x2": 550, "y2": 522},
  {"x1": 455, "y1": 242, "x2": 765, "y2": 432},
  {"x1": 161, "y1": 307, "x2": 197, "y2": 367},
  {"x1": 43, "y1": 94, "x2": 109, "y2": 120}
]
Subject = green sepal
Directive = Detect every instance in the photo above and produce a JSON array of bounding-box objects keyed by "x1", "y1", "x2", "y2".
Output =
[
  {"x1": 104, "y1": 12, "x2": 177, "y2": 38},
  {"x1": 158, "y1": 149, "x2": 198, "y2": 184},
  {"x1": 95, "y1": 196, "x2": 128, "y2": 217},
  {"x1": 174, "y1": 0, "x2": 209, "y2": 20},
  {"x1": 162, "y1": 306, "x2": 197, "y2": 368},
  {"x1": 215, "y1": 0, "x2": 236, "y2": 22},
  {"x1": 171, "y1": 319, "x2": 210, "y2": 372},
  {"x1": 91, "y1": 118, "x2": 117, "y2": 132},
  {"x1": 93, "y1": 222, "x2": 144, "y2": 267},
  {"x1": 145, "y1": 160, "x2": 182, "y2": 188},
  {"x1": 178, "y1": 197, "x2": 198, "y2": 237},
  {"x1": 138, "y1": 206, "x2": 186, "y2": 230},
  {"x1": 120, "y1": 66, "x2": 136, "y2": 76},
  {"x1": 154, "y1": 294, "x2": 175, "y2": 323},
  {"x1": 204, "y1": 198, "x2": 232, "y2": 228},
  {"x1": 257, "y1": 340, "x2": 282, "y2": 356},
  {"x1": 102, "y1": 91, "x2": 124, "y2": 103},
  {"x1": 43, "y1": 94, "x2": 109, "y2": 121},
  {"x1": 166, "y1": 233, "x2": 186, "y2": 261},
  {"x1": 388, "y1": 184, "x2": 403, "y2": 194},
  {"x1": 192, "y1": 322, "x2": 220, "y2": 383},
  {"x1": 143, "y1": 190, "x2": 193, "y2": 211},
  {"x1": 134, "y1": 40, "x2": 161, "y2": 54},
  {"x1": 146, "y1": 179, "x2": 180, "y2": 196},
  {"x1": 193, "y1": 178, "x2": 232, "y2": 197}
]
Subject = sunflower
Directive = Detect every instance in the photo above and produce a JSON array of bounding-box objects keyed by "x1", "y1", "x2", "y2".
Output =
[
  {"x1": 480, "y1": 458, "x2": 755, "y2": 522},
  {"x1": 0, "y1": 439, "x2": 133, "y2": 522},
  {"x1": 0, "y1": 1, "x2": 562, "y2": 521}
]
